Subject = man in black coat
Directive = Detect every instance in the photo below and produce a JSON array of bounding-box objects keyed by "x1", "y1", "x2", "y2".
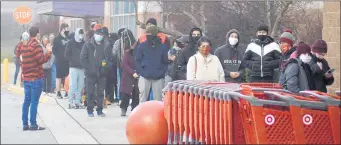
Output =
[
  {"x1": 172, "y1": 27, "x2": 203, "y2": 80},
  {"x1": 52, "y1": 23, "x2": 70, "y2": 99},
  {"x1": 81, "y1": 26, "x2": 112, "y2": 117},
  {"x1": 242, "y1": 25, "x2": 282, "y2": 83}
]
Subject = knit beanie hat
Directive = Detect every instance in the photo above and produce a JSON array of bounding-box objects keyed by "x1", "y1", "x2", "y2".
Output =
[
  {"x1": 146, "y1": 18, "x2": 157, "y2": 26},
  {"x1": 296, "y1": 43, "x2": 311, "y2": 57},
  {"x1": 93, "y1": 24, "x2": 102, "y2": 31},
  {"x1": 257, "y1": 24, "x2": 269, "y2": 33},
  {"x1": 312, "y1": 39, "x2": 328, "y2": 53},
  {"x1": 146, "y1": 25, "x2": 158, "y2": 36},
  {"x1": 280, "y1": 28, "x2": 295, "y2": 46}
]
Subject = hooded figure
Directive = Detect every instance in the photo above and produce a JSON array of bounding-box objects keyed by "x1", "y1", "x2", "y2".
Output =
[
  {"x1": 173, "y1": 27, "x2": 203, "y2": 80},
  {"x1": 214, "y1": 29, "x2": 245, "y2": 82},
  {"x1": 64, "y1": 28, "x2": 86, "y2": 109},
  {"x1": 65, "y1": 28, "x2": 85, "y2": 69},
  {"x1": 112, "y1": 28, "x2": 136, "y2": 68}
]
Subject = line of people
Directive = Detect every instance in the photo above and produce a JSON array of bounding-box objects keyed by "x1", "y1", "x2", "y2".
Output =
[{"x1": 15, "y1": 18, "x2": 334, "y2": 131}]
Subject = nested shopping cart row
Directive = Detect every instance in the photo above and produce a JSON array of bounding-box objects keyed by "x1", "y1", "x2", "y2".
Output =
[{"x1": 163, "y1": 81, "x2": 341, "y2": 144}]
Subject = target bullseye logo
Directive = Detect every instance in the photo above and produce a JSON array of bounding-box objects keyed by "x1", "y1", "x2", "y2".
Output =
[
  {"x1": 265, "y1": 114, "x2": 275, "y2": 125},
  {"x1": 303, "y1": 114, "x2": 313, "y2": 125}
]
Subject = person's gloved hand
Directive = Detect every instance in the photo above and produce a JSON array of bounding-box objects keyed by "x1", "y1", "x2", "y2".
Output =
[{"x1": 102, "y1": 60, "x2": 107, "y2": 67}]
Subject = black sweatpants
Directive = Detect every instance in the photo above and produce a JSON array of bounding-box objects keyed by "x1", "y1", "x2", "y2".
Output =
[
  {"x1": 43, "y1": 69, "x2": 52, "y2": 93},
  {"x1": 120, "y1": 84, "x2": 139, "y2": 111},
  {"x1": 86, "y1": 76, "x2": 106, "y2": 113}
]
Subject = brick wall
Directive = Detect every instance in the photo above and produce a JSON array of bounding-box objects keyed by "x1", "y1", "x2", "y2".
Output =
[{"x1": 323, "y1": 2, "x2": 341, "y2": 94}]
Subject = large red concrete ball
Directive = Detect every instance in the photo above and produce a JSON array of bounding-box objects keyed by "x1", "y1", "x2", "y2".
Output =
[{"x1": 126, "y1": 101, "x2": 168, "y2": 144}]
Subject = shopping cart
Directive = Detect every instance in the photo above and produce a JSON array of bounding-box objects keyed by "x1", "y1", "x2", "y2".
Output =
[
  {"x1": 163, "y1": 81, "x2": 339, "y2": 144},
  {"x1": 299, "y1": 91, "x2": 341, "y2": 144}
]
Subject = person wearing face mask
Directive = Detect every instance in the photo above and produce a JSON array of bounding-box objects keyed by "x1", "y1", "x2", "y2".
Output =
[
  {"x1": 112, "y1": 28, "x2": 137, "y2": 103},
  {"x1": 13, "y1": 33, "x2": 29, "y2": 87},
  {"x1": 41, "y1": 35, "x2": 55, "y2": 97},
  {"x1": 16, "y1": 26, "x2": 52, "y2": 131},
  {"x1": 65, "y1": 28, "x2": 86, "y2": 109},
  {"x1": 81, "y1": 26, "x2": 112, "y2": 117},
  {"x1": 165, "y1": 36, "x2": 184, "y2": 86},
  {"x1": 135, "y1": 25, "x2": 170, "y2": 102},
  {"x1": 53, "y1": 23, "x2": 70, "y2": 99},
  {"x1": 174, "y1": 28, "x2": 203, "y2": 80},
  {"x1": 187, "y1": 36, "x2": 225, "y2": 81},
  {"x1": 309, "y1": 40, "x2": 334, "y2": 93},
  {"x1": 49, "y1": 33, "x2": 57, "y2": 94},
  {"x1": 215, "y1": 29, "x2": 245, "y2": 82},
  {"x1": 242, "y1": 25, "x2": 281, "y2": 83},
  {"x1": 279, "y1": 44, "x2": 316, "y2": 93},
  {"x1": 277, "y1": 28, "x2": 296, "y2": 82}
]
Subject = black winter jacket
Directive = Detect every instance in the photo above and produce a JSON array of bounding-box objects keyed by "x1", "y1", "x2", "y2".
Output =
[
  {"x1": 52, "y1": 33, "x2": 69, "y2": 65},
  {"x1": 310, "y1": 55, "x2": 334, "y2": 93},
  {"x1": 242, "y1": 36, "x2": 281, "y2": 81},
  {"x1": 172, "y1": 28, "x2": 203, "y2": 80},
  {"x1": 80, "y1": 38, "x2": 112, "y2": 77}
]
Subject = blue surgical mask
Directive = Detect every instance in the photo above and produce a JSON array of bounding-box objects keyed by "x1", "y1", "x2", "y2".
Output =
[
  {"x1": 22, "y1": 32, "x2": 29, "y2": 41},
  {"x1": 94, "y1": 34, "x2": 103, "y2": 42}
]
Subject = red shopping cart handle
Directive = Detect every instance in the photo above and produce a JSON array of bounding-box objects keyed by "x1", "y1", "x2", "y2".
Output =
[{"x1": 299, "y1": 91, "x2": 340, "y2": 106}]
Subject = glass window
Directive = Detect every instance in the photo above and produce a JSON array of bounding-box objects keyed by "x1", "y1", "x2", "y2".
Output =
[
  {"x1": 130, "y1": 1, "x2": 135, "y2": 13},
  {"x1": 119, "y1": 16, "x2": 124, "y2": 28},
  {"x1": 115, "y1": 0, "x2": 119, "y2": 15},
  {"x1": 124, "y1": 1, "x2": 129, "y2": 13}
]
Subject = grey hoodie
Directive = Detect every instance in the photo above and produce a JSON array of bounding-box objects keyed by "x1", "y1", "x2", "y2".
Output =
[{"x1": 42, "y1": 43, "x2": 55, "y2": 69}]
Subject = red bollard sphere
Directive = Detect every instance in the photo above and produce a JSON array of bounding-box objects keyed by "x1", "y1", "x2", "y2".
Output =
[{"x1": 126, "y1": 101, "x2": 168, "y2": 144}]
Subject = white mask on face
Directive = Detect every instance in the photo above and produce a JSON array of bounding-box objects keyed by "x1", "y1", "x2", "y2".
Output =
[
  {"x1": 299, "y1": 53, "x2": 312, "y2": 63},
  {"x1": 229, "y1": 38, "x2": 238, "y2": 46}
]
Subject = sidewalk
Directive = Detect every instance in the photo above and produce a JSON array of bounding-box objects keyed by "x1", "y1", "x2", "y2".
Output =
[{"x1": 1, "y1": 63, "x2": 130, "y2": 144}]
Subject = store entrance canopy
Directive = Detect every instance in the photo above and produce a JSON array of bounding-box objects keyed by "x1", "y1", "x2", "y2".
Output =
[{"x1": 36, "y1": 0, "x2": 104, "y2": 18}]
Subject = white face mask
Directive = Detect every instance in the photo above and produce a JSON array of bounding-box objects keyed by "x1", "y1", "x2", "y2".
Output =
[
  {"x1": 79, "y1": 35, "x2": 84, "y2": 40},
  {"x1": 299, "y1": 53, "x2": 312, "y2": 63},
  {"x1": 229, "y1": 38, "x2": 238, "y2": 46}
]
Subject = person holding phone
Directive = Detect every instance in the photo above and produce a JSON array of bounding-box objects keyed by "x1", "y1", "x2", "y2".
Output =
[{"x1": 309, "y1": 39, "x2": 334, "y2": 93}]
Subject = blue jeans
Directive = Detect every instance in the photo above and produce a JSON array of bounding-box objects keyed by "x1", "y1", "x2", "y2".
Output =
[
  {"x1": 68, "y1": 68, "x2": 85, "y2": 105},
  {"x1": 13, "y1": 63, "x2": 20, "y2": 85},
  {"x1": 22, "y1": 78, "x2": 43, "y2": 126},
  {"x1": 51, "y1": 63, "x2": 56, "y2": 91}
]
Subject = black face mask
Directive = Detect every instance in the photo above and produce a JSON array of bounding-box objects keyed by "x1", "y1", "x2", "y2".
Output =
[
  {"x1": 192, "y1": 36, "x2": 200, "y2": 42},
  {"x1": 64, "y1": 31, "x2": 69, "y2": 37},
  {"x1": 257, "y1": 35, "x2": 267, "y2": 41}
]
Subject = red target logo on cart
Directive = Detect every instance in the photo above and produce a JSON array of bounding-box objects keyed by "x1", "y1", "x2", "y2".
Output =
[
  {"x1": 265, "y1": 114, "x2": 275, "y2": 125},
  {"x1": 303, "y1": 114, "x2": 313, "y2": 125}
]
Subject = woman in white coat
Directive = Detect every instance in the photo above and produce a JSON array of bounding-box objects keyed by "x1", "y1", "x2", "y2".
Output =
[{"x1": 187, "y1": 36, "x2": 225, "y2": 82}]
